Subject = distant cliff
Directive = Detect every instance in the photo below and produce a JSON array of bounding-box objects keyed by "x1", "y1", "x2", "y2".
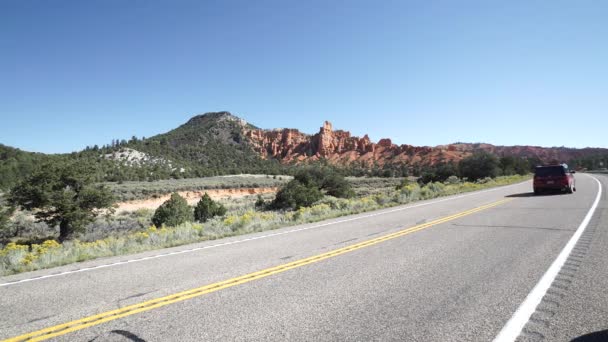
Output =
[{"x1": 245, "y1": 120, "x2": 606, "y2": 167}]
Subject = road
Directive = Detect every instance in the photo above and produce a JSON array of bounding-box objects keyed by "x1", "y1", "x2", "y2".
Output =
[{"x1": 1, "y1": 174, "x2": 606, "y2": 341}]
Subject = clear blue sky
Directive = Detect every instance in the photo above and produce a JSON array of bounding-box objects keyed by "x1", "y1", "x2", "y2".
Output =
[{"x1": 1, "y1": 0, "x2": 606, "y2": 153}]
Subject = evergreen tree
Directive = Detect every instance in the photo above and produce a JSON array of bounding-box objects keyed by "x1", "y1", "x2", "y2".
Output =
[
  {"x1": 271, "y1": 179, "x2": 323, "y2": 210},
  {"x1": 9, "y1": 162, "x2": 115, "y2": 241},
  {"x1": 152, "y1": 193, "x2": 193, "y2": 227},
  {"x1": 459, "y1": 151, "x2": 500, "y2": 181},
  {"x1": 0, "y1": 194, "x2": 14, "y2": 236},
  {"x1": 194, "y1": 193, "x2": 226, "y2": 222}
]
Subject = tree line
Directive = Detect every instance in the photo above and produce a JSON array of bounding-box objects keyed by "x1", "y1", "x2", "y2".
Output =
[{"x1": 416, "y1": 152, "x2": 534, "y2": 184}]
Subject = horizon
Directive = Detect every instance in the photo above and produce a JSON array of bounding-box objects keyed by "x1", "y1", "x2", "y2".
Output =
[
  {"x1": 2, "y1": 111, "x2": 606, "y2": 154},
  {"x1": 1, "y1": 1, "x2": 607, "y2": 153}
]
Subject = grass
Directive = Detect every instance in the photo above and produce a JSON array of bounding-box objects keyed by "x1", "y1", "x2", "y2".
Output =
[{"x1": 0, "y1": 174, "x2": 530, "y2": 276}]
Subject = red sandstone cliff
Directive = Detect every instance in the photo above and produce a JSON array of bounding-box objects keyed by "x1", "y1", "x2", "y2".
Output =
[
  {"x1": 246, "y1": 121, "x2": 462, "y2": 167},
  {"x1": 244, "y1": 121, "x2": 605, "y2": 168}
]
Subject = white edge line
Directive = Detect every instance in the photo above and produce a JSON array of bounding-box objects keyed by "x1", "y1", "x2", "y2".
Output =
[
  {"x1": 0, "y1": 180, "x2": 527, "y2": 287},
  {"x1": 493, "y1": 174, "x2": 603, "y2": 342}
]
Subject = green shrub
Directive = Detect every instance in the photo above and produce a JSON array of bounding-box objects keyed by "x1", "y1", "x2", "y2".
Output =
[
  {"x1": 395, "y1": 178, "x2": 410, "y2": 190},
  {"x1": 444, "y1": 175, "x2": 461, "y2": 185},
  {"x1": 271, "y1": 180, "x2": 323, "y2": 210},
  {"x1": 321, "y1": 172, "x2": 355, "y2": 198},
  {"x1": 0, "y1": 195, "x2": 14, "y2": 237},
  {"x1": 459, "y1": 151, "x2": 500, "y2": 181},
  {"x1": 418, "y1": 162, "x2": 458, "y2": 184},
  {"x1": 255, "y1": 194, "x2": 266, "y2": 210},
  {"x1": 271, "y1": 167, "x2": 353, "y2": 210},
  {"x1": 499, "y1": 156, "x2": 531, "y2": 176},
  {"x1": 294, "y1": 167, "x2": 354, "y2": 198},
  {"x1": 151, "y1": 193, "x2": 193, "y2": 227},
  {"x1": 194, "y1": 193, "x2": 227, "y2": 223}
]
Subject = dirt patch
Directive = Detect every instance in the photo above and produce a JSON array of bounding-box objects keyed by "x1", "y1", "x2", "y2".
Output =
[{"x1": 116, "y1": 187, "x2": 278, "y2": 213}]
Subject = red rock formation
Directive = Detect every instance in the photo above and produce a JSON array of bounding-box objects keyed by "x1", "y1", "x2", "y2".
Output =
[
  {"x1": 244, "y1": 121, "x2": 606, "y2": 169},
  {"x1": 246, "y1": 121, "x2": 431, "y2": 167}
]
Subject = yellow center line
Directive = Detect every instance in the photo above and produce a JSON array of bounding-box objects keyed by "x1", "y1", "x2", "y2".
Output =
[{"x1": 3, "y1": 198, "x2": 512, "y2": 342}]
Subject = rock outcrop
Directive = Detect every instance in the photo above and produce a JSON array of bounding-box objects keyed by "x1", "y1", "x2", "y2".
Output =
[
  {"x1": 246, "y1": 121, "x2": 452, "y2": 167},
  {"x1": 245, "y1": 120, "x2": 606, "y2": 168}
]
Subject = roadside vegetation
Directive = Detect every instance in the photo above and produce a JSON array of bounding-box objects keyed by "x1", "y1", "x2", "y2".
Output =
[
  {"x1": 0, "y1": 156, "x2": 530, "y2": 275},
  {"x1": 570, "y1": 154, "x2": 608, "y2": 171}
]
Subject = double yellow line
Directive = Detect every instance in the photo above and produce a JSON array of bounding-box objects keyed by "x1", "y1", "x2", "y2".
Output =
[{"x1": 4, "y1": 198, "x2": 511, "y2": 342}]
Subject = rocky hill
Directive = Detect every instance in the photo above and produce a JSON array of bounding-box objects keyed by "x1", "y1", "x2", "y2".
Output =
[{"x1": 126, "y1": 111, "x2": 271, "y2": 175}]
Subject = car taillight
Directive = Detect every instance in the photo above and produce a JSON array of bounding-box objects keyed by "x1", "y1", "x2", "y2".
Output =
[{"x1": 561, "y1": 176, "x2": 569, "y2": 185}]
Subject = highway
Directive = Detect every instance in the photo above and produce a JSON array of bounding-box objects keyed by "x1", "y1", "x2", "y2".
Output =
[{"x1": 1, "y1": 174, "x2": 606, "y2": 342}]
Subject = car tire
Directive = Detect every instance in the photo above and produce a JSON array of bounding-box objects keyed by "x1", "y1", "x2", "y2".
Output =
[{"x1": 567, "y1": 185, "x2": 574, "y2": 194}]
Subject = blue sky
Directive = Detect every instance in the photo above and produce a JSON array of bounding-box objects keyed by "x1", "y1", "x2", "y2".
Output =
[{"x1": 1, "y1": 0, "x2": 606, "y2": 153}]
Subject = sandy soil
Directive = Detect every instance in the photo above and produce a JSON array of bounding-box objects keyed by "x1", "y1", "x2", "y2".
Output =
[{"x1": 116, "y1": 187, "x2": 278, "y2": 213}]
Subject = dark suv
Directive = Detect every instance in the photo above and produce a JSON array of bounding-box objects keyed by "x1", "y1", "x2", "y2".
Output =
[{"x1": 533, "y1": 164, "x2": 576, "y2": 194}]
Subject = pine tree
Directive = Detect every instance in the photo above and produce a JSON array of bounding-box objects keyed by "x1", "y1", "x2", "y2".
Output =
[
  {"x1": 194, "y1": 193, "x2": 226, "y2": 223},
  {"x1": 152, "y1": 193, "x2": 193, "y2": 227}
]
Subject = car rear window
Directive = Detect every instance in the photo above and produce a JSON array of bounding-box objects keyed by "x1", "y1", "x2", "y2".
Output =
[{"x1": 535, "y1": 166, "x2": 566, "y2": 177}]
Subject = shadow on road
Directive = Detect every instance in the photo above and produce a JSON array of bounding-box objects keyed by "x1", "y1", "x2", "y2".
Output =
[
  {"x1": 571, "y1": 330, "x2": 608, "y2": 342},
  {"x1": 506, "y1": 191, "x2": 567, "y2": 198},
  {"x1": 111, "y1": 330, "x2": 147, "y2": 342}
]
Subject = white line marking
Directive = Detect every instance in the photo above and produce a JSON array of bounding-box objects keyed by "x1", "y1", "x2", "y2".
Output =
[
  {"x1": 493, "y1": 175, "x2": 603, "y2": 342},
  {"x1": 0, "y1": 181, "x2": 528, "y2": 287}
]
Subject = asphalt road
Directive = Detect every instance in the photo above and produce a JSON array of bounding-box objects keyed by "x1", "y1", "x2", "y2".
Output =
[{"x1": 1, "y1": 174, "x2": 606, "y2": 342}]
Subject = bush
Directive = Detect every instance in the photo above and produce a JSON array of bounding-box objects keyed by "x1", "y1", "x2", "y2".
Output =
[
  {"x1": 194, "y1": 193, "x2": 226, "y2": 223},
  {"x1": 499, "y1": 156, "x2": 531, "y2": 176},
  {"x1": 271, "y1": 167, "x2": 354, "y2": 210},
  {"x1": 418, "y1": 162, "x2": 458, "y2": 185},
  {"x1": 255, "y1": 194, "x2": 266, "y2": 210},
  {"x1": 321, "y1": 173, "x2": 355, "y2": 198},
  {"x1": 151, "y1": 193, "x2": 193, "y2": 227},
  {"x1": 271, "y1": 180, "x2": 323, "y2": 210},
  {"x1": 459, "y1": 151, "x2": 500, "y2": 181},
  {"x1": 444, "y1": 175, "x2": 461, "y2": 185},
  {"x1": 395, "y1": 178, "x2": 410, "y2": 190},
  {"x1": 293, "y1": 167, "x2": 354, "y2": 198},
  {"x1": 0, "y1": 195, "x2": 14, "y2": 237}
]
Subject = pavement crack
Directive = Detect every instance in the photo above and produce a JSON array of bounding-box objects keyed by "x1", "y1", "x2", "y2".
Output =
[
  {"x1": 117, "y1": 290, "x2": 158, "y2": 308},
  {"x1": 122, "y1": 290, "x2": 157, "y2": 301},
  {"x1": 26, "y1": 315, "x2": 55, "y2": 324},
  {"x1": 366, "y1": 230, "x2": 387, "y2": 237},
  {"x1": 334, "y1": 238, "x2": 358, "y2": 245}
]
